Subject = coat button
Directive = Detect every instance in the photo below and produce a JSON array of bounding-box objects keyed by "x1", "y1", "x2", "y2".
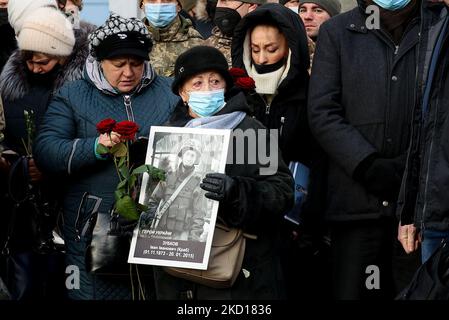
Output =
[
  {"x1": 382, "y1": 201, "x2": 389, "y2": 207},
  {"x1": 386, "y1": 138, "x2": 392, "y2": 143},
  {"x1": 350, "y1": 24, "x2": 355, "y2": 28},
  {"x1": 391, "y1": 75, "x2": 398, "y2": 81}
]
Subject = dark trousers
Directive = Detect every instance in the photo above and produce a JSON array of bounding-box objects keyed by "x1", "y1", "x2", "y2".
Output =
[{"x1": 330, "y1": 217, "x2": 420, "y2": 300}]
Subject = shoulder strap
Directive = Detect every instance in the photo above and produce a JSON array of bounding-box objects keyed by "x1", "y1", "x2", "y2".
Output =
[{"x1": 157, "y1": 171, "x2": 196, "y2": 217}]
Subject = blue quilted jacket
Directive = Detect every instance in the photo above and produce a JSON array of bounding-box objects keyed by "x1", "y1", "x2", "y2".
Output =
[{"x1": 34, "y1": 70, "x2": 179, "y2": 299}]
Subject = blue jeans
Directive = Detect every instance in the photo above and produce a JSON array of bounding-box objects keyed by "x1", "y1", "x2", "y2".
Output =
[{"x1": 421, "y1": 229, "x2": 449, "y2": 264}]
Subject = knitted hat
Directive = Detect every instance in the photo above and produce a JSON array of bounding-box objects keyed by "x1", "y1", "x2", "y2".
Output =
[
  {"x1": 17, "y1": 7, "x2": 75, "y2": 57},
  {"x1": 299, "y1": 0, "x2": 342, "y2": 16},
  {"x1": 8, "y1": 0, "x2": 57, "y2": 34},
  {"x1": 89, "y1": 14, "x2": 153, "y2": 61},
  {"x1": 172, "y1": 46, "x2": 233, "y2": 95}
]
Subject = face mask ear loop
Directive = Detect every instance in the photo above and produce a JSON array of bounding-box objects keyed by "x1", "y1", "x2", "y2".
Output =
[{"x1": 235, "y1": 2, "x2": 244, "y2": 11}]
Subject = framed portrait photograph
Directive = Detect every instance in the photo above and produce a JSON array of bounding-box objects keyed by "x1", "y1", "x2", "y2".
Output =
[{"x1": 128, "y1": 126, "x2": 231, "y2": 270}]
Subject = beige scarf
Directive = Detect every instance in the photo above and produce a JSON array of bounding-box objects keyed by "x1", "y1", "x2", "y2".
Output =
[{"x1": 242, "y1": 32, "x2": 291, "y2": 95}]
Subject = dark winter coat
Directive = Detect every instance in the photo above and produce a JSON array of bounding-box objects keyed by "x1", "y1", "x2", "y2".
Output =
[
  {"x1": 231, "y1": 3, "x2": 313, "y2": 166},
  {"x1": 153, "y1": 92, "x2": 294, "y2": 300},
  {"x1": 34, "y1": 63, "x2": 179, "y2": 299},
  {"x1": 397, "y1": 1, "x2": 449, "y2": 231},
  {"x1": 0, "y1": 22, "x2": 16, "y2": 74},
  {"x1": 308, "y1": 0, "x2": 420, "y2": 222},
  {"x1": 0, "y1": 22, "x2": 95, "y2": 252}
]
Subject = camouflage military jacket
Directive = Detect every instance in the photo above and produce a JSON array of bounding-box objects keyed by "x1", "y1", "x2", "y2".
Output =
[
  {"x1": 149, "y1": 165, "x2": 206, "y2": 241},
  {"x1": 146, "y1": 16, "x2": 204, "y2": 77},
  {"x1": 205, "y1": 26, "x2": 232, "y2": 67}
]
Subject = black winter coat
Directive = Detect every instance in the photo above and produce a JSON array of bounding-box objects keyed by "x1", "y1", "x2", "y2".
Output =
[
  {"x1": 231, "y1": 3, "x2": 313, "y2": 166},
  {"x1": 308, "y1": 1, "x2": 420, "y2": 222},
  {"x1": 153, "y1": 92, "x2": 294, "y2": 300},
  {"x1": 397, "y1": 2, "x2": 449, "y2": 231},
  {"x1": 0, "y1": 22, "x2": 16, "y2": 74}
]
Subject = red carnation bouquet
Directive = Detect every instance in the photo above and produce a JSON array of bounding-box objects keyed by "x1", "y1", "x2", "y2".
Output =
[
  {"x1": 229, "y1": 67, "x2": 256, "y2": 91},
  {"x1": 96, "y1": 118, "x2": 165, "y2": 220}
]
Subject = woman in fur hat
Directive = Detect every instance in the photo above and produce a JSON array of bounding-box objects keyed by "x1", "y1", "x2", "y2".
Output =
[{"x1": 152, "y1": 45, "x2": 294, "y2": 299}]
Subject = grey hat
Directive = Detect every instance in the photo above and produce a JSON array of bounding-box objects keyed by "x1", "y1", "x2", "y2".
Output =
[{"x1": 299, "y1": 0, "x2": 342, "y2": 17}]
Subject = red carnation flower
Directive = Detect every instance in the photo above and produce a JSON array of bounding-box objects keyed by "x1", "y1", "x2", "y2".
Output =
[
  {"x1": 96, "y1": 118, "x2": 116, "y2": 134},
  {"x1": 236, "y1": 77, "x2": 256, "y2": 90},
  {"x1": 229, "y1": 67, "x2": 246, "y2": 78},
  {"x1": 114, "y1": 120, "x2": 139, "y2": 141}
]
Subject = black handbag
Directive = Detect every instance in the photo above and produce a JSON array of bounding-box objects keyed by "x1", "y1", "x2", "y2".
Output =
[
  {"x1": 84, "y1": 208, "x2": 135, "y2": 275},
  {"x1": 397, "y1": 239, "x2": 449, "y2": 300}
]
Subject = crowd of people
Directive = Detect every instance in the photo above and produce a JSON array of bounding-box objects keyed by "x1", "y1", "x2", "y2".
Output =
[{"x1": 0, "y1": 0, "x2": 448, "y2": 301}]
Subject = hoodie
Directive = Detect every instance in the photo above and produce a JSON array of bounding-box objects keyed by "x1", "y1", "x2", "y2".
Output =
[{"x1": 231, "y1": 3, "x2": 313, "y2": 165}]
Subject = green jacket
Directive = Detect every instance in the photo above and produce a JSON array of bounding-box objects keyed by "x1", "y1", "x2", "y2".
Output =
[{"x1": 146, "y1": 15, "x2": 204, "y2": 77}]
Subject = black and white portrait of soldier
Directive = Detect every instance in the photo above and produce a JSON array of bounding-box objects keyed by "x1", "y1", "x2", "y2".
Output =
[{"x1": 141, "y1": 138, "x2": 209, "y2": 242}]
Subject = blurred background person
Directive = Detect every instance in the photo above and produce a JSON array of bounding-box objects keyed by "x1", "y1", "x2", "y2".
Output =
[
  {"x1": 206, "y1": 0, "x2": 266, "y2": 66},
  {"x1": 180, "y1": 0, "x2": 216, "y2": 38},
  {"x1": 140, "y1": 0, "x2": 204, "y2": 77}
]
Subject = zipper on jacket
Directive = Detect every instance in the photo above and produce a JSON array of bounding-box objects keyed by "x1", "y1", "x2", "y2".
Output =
[
  {"x1": 123, "y1": 95, "x2": 135, "y2": 122},
  {"x1": 394, "y1": 45, "x2": 399, "y2": 55}
]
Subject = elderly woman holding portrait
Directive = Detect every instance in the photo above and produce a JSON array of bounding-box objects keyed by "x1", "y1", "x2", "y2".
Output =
[
  {"x1": 34, "y1": 14, "x2": 179, "y2": 300},
  {"x1": 151, "y1": 45, "x2": 294, "y2": 300}
]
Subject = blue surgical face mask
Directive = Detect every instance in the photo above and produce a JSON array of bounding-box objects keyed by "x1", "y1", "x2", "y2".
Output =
[
  {"x1": 188, "y1": 89, "x2": 226, "y2": 117},
  {"x1": 372, "y1": 0, "x2": 412, "y2": 11},
  {"x1": 145, "y1": 3, "x2": 177, "y2": 28}
]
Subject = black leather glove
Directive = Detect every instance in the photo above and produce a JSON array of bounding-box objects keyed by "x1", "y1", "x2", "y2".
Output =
[
  {"x1": 200, "y1": 173, "x2": 239, "y2": 202},
  {"x1": 357, "y1": 154, "x2": 406, "y2": 201}
]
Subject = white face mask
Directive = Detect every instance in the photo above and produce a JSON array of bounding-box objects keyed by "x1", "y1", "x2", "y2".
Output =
[{"x1": 289, "y1": 6, "x2": 299, "y2": 14}]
